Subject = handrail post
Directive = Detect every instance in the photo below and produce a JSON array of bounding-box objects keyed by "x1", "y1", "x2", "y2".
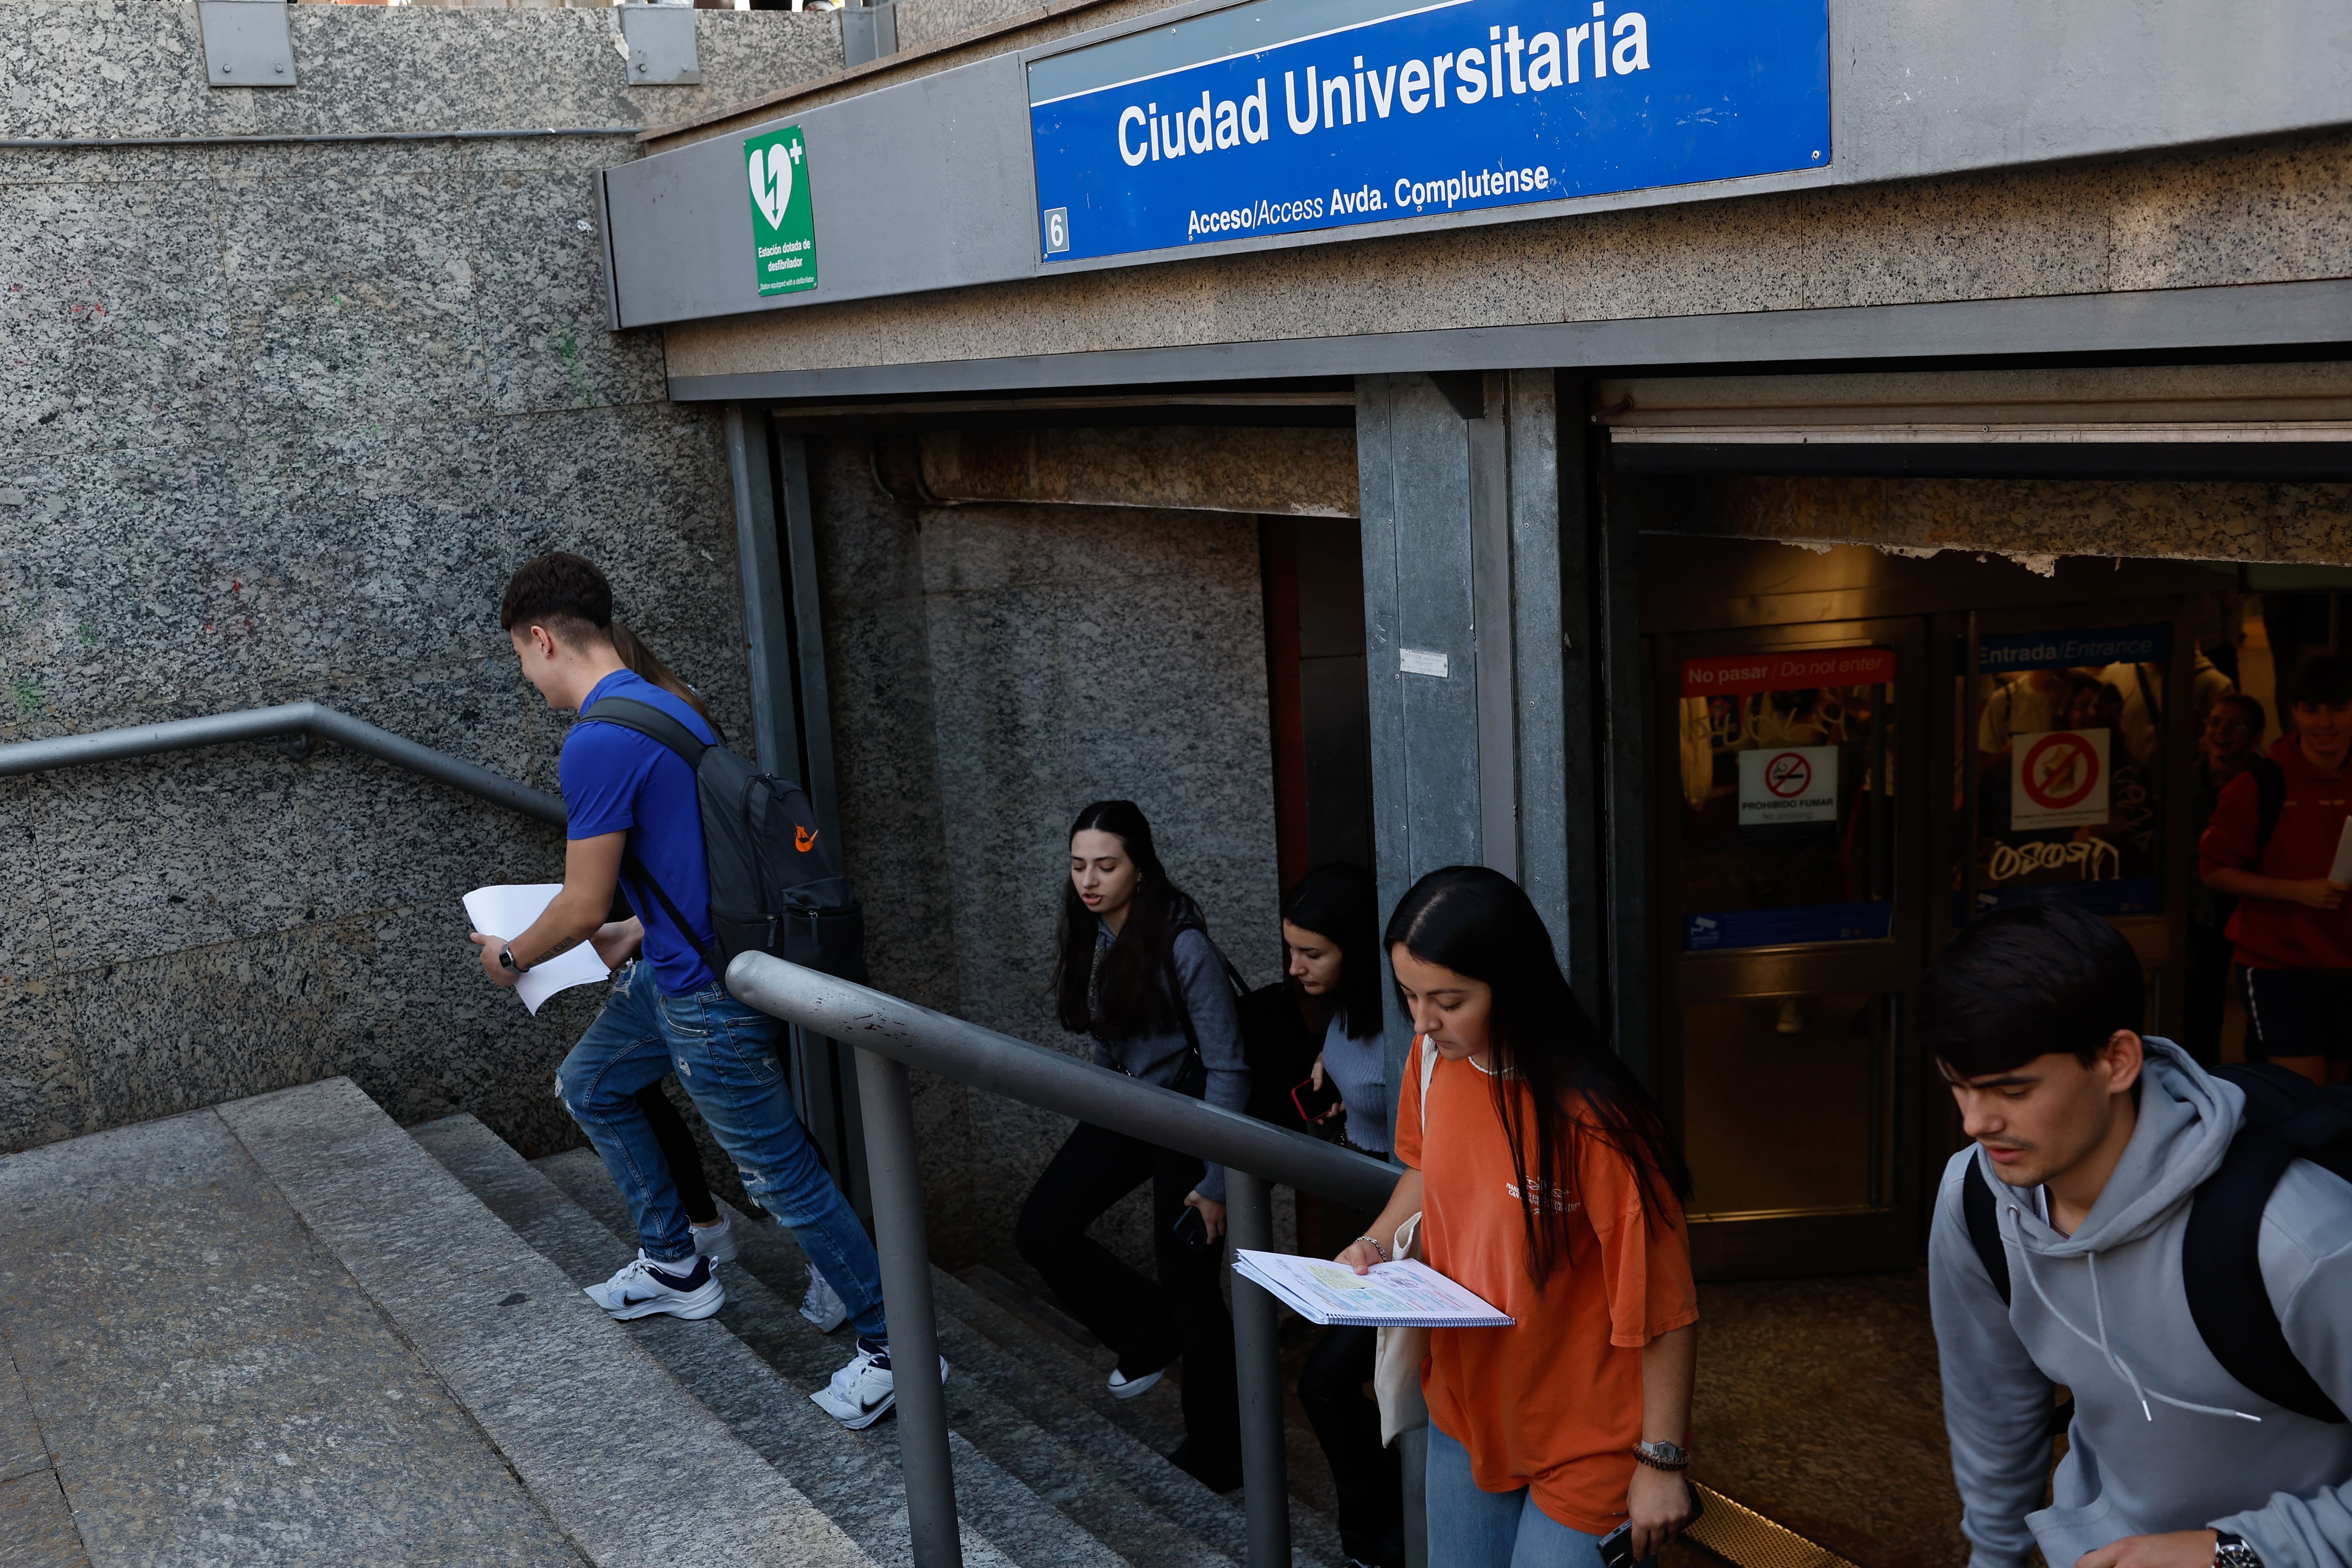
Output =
[
  {"x1": 852, "y1": 1047, "x2": 961, "y2": 1568},
  {"x1": 1225, "y1": 1168, "x2": 1290, "y2": 1568}
]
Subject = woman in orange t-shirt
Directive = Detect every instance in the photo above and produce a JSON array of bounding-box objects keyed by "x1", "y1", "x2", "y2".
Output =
[{"x1": 1338, "y1": 867, "x2": 1700, "y2": 1568}]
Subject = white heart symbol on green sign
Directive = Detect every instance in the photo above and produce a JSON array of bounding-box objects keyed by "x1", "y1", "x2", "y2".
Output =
[{"x1": 748, "y1": 143, "x2": 792, "y2": 230}]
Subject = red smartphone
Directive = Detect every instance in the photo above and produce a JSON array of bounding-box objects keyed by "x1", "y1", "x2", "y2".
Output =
[{"x1": 1290, "y1": 1077, "x2": 1343, "y2": 1123}]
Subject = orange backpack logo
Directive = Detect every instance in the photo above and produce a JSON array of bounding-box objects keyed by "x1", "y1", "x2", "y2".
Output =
[{"x1": 795, "y1": 825, "x2": 819, "y2": 853}]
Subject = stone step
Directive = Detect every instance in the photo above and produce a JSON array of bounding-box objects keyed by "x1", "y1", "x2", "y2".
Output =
[
  {"x1": 409, "y1": 1114, "x2": 1011, "y2": 1568},
  {"x1": 536, "y1": 1147, "x2": 1259, "y2": 1568},
  {"x1": 924, "y1": 1265, "x2": 1349, "y2": 1568},
  {"x1": 0, "y1": 1098, "x2": 587, "y2": 1568},
  {"x1": 421, "y1": 1119, "x2": 1110, "y2": 1568},
  {"x1": 215, "y1": 1076, "x2": 877, "y2": 1568},
  {"x1": 536, "y1": 1147, "x2": 1344, "y2": 1568}
]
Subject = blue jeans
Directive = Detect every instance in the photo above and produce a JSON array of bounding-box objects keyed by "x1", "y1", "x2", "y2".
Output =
[
  {"x1": 1426, "y1": 1425, "x2": 1611, "y2": 1568},
  {"x1": 557, "y1": 960, "x2": 888, "y2": 1341}
]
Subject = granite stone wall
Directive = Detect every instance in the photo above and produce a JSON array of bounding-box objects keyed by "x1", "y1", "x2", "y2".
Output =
[
  {"x1": 807, "y1": 438, "x2": 1284, "y2": 1272},
  {"x1": 0, "y1": 5, "x2": 839, "y2": 1160}
]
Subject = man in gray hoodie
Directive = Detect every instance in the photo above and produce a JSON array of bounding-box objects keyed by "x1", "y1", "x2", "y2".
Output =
[{"x1": 1925, "y1": 900, "x2": 2352, "y2": 1568}]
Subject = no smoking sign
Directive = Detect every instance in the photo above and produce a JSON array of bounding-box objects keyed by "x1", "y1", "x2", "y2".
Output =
[
  {"x1": 1739, "y1": 745, "x2": 1838, "y2": 826},
  {"x1": 2011, "y1": 728, "x2": 2110, "y2": 829}
]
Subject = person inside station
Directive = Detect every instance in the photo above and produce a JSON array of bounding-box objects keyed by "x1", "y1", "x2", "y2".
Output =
[
  {"x1": 2198, "y1": 654, "x2": 2352, "y2": 1086},
  {"x1": 2183, "y1": 692, "x2": 2266, "y2": 1065}
]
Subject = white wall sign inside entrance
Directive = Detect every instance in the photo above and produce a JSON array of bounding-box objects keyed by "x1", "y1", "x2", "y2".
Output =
[
  {"x1": 1737, "y1": 745, "x2": 1837, "y2": 827},
  {"x1": 2012, "y1": 728, "x2": 2110, "y2": 830}
]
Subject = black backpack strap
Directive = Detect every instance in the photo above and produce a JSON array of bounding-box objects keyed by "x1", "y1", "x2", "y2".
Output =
[
  {"x1": 2187, "y1": 1073, "x2": 2351, "y2": 1424},
  {"x1": 1963, "y1": 1157, "x2": 2083, "y2": 1438},
  {"x1": 580, "y1": 696, "x2": 713, "y2": 768},
  {"x1": 618, "y1": 847, "x2": 726, "y2": 979},
  {"x1": 1961, "y1": 1157, "x2": 2014, "y2": 1306},
  {"x1": 576, "y1": 699, "x2": 724, "y2": 978},
  {"x1": 1161, "y1": 928, "x2": 1246, "y2": 1083},
  {"x1": 2249, "y1": 756, "x2": 2287, "y2": 861}
]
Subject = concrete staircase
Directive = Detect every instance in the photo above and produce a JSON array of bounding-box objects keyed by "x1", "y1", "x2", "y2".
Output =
[{"x1": 0, "y1": 1078, "x2": 1348, "y2": 1568}]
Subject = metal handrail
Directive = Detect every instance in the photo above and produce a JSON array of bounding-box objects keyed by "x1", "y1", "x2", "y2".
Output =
[
  {"x1": 3, "y1": 708, "x2": 1392, "y2": 1568},
  {"x1": 0, "y1": 703, "x2": 565, "y2": 826},
  {"x1": 728, "y1": 952, "x2": 1402, "y2": 1568}
]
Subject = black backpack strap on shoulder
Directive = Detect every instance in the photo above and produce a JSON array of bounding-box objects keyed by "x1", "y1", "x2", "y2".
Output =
[
  {"x1": 580, "y1": 696, "x2": 712, "y2": 769},
  {"x1": 2249, "y1": 756, "x2": 2287, "y2": 860},
  {"x1": 1962, "y1": 1156, "x2": 2013, "y2": 1307},
  {"x1": 2186, "y1": 1087, "x2": 2350, "y2": 1423},
  {"x1": 1163, "y1": 941, "x2": 1207, "y2": 1064}
]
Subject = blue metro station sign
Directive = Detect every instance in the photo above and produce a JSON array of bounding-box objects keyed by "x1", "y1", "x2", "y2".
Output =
[{"x1": 1026, "y1": 0, "x2": 1829, "y2": 264}]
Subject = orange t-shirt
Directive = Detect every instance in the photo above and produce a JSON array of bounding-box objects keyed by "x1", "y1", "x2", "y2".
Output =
[{"x1": 1395, "y1": 1037, "x2": 1699, "y2": 1535}]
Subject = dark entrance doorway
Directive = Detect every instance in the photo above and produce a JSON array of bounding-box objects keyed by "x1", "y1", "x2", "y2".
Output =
[{"x1": 1639, "y1": 536, "x2": 2238, "y2": 1278}]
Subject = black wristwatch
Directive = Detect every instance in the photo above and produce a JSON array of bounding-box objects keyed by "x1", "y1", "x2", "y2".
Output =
[
  {"x1": 499, "y1": 945, "x2": 527, "y2": 974},
  {"x1": 2214, "y1": 1533, "x2": 2260, "y2": 1568}
]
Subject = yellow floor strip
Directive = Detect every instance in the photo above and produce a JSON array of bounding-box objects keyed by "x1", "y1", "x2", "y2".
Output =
[{"x1": 1682, "y1": 1484, "x2": 1863, "y2": 1568}]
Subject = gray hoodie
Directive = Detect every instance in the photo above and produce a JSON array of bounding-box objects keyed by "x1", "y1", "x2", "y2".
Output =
[{"x1": 1931, "y1": 1039, "x2": 2352, "y2": 1568}]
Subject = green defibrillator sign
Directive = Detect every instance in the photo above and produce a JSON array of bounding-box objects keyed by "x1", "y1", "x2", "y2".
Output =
[{"x1": 745, "y1": 125, "x2": 816, "y2": 297}]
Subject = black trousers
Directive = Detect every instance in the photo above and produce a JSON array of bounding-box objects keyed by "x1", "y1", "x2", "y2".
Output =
[
  {"x1": 1300, "y1": 1324, "x2": 1404, "y2": 1568},
  {"x1": 2182, "y1": 922, "x2": 2233, "y2": 1068},
  {"x1": 1015, "y1": 1121, "x2": 1241, "y2": 1467},
  {"x1": 636, "y1": 1083, "x2": 718, "y2": 1226}
]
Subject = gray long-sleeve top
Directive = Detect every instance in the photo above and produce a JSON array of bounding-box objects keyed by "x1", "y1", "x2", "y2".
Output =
[
  {"x1": 1929, "y1": 1039, "x2": 2352, "y2": 1568},
  {"x1": 1089, "y1": 921, "x2": 1249, "y2": 1203}
]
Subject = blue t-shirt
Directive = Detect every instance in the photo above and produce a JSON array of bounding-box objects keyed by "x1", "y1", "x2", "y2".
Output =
[{"x1": 561, "y1": 669, "x2": 717, "y2": 995}]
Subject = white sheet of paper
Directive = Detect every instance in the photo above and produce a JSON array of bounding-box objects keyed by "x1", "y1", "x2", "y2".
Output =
[
  {"x1": 462, "y1": 883, "x2": 611, "y2": 1017},
  {"x1": 2330, "y1": 819, "x2": 2352, "y2": 887},
  {"x1": 1232, "y1": 1250, "x2": 1513, "y2": 1327}
]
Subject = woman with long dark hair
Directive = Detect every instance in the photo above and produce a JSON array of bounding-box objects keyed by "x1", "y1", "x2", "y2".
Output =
[
  {"x1": 1014, "y1": 800, "x2": 1248, "y2": 1492},
  {"x1": 1284, "y1": 863, "x2": 1404, "y2": 1568},
  {"x1": 1341, "y1": 867, "x2": 1698, "y2": 1568}
]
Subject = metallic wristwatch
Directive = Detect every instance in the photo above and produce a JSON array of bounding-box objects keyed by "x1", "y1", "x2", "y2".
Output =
[
  {"x1": 499, "y1": 945, "x2": 527, "y2": 974},
  {"x1": 1632, "y1": 1439, "x2": 1691, "y2": 1472},
  {"x1": 2214, "y1": 1533, "x2": 2260, "y2": 1568}
]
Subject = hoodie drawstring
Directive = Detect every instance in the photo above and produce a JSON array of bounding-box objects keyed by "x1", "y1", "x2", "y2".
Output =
[{"x1": 2003, "y1": 1200, "x2": 2262, "y2": 1425}]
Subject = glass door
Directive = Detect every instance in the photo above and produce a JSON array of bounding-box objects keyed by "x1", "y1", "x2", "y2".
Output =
[
  {"x1": 1946, "y1": 602, "x2": 2201, "y2": 1033},
  {"x1": 1652, "y1": 619, "x2": 1927, "y2": 1278}
]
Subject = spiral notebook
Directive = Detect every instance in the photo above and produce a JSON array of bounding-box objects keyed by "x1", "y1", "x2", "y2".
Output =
[{"x1": 1233, "y1": 1250, "x2": 1512, "y2": 1328}]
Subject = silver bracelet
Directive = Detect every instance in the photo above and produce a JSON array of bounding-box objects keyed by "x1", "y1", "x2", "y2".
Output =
[{"x1": 1354, "y1": 1235, "x2": 1389, "y2": 1262}]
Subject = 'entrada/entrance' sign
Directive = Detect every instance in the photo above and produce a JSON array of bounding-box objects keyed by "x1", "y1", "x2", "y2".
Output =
[{"x1": 1026, "y1": 0, "x2": 1828, "y2": 264}]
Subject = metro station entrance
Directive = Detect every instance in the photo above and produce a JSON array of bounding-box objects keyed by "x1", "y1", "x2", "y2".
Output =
[{"x1": 1639, "y1": 536, "x2": 2239, "y2": 1278}]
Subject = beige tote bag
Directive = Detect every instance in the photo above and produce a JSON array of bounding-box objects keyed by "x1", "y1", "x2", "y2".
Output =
[{"x1": 1373, "y1": 1039, "x2": 1440, "y2": 1446}]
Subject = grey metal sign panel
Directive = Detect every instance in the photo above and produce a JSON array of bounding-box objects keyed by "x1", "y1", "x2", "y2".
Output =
[
  {"x1": 602, "y1": 0, "x2": 2352, "y2": 332},
  {"x1": 617, "y1": 6, "x2": 703, "y2": 88},
  {"x1": 603, "y1": 52, "x2": 1037, "y2": 330},
  {"x1": 1838, "y1": 2, "x2": 2352, "y2": 183},
  {"x1": 197, "y1": 0, "x2": 296, "y2": 88}
]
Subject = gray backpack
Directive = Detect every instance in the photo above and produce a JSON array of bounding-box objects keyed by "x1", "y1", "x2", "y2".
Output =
[{"x1": 581, "y1": 696, "x2": 866, "y2": 983}]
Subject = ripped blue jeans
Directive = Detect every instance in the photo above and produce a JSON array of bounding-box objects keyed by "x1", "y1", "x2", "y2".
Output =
[{"x1": 556, "y1": 959, "x2": 887, "y2": 1340}]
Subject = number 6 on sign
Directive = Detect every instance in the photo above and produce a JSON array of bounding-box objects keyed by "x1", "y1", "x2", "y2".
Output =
[{"x1": 1042, "y1": 207, "x2": 1071, "y2": 255}]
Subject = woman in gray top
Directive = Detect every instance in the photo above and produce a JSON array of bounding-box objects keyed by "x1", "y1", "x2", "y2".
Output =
[
  {"x1": 1014, "y1": 800, "x2": 1248, "y2": 1493},
  {"x1": 1284, "y1": 862, "x2": 1404, "y2": 1568}
]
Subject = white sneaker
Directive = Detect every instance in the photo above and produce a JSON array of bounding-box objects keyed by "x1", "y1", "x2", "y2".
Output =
[
  {"x1": 1107, "y1": 1366, "x2": 1164, "y2": 1400},
  {"x1": 799, "y1": 1265, "x2": 849, "y2": 1333},
  {"x1": 692, "y1": 1216, "x2": 739, "y2": 1264},
  {"x1": 583, "y1": 1250, "x2": 725, "y2": 1321},
  {"x1": 810, "y1": 1340, "x2": 949, "y2": 1431}
]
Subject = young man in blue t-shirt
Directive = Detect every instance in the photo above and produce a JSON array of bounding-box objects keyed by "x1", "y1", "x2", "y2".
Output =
[{"x1": 468, "y1": 553, "x2": 932, "y2": 1430}]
